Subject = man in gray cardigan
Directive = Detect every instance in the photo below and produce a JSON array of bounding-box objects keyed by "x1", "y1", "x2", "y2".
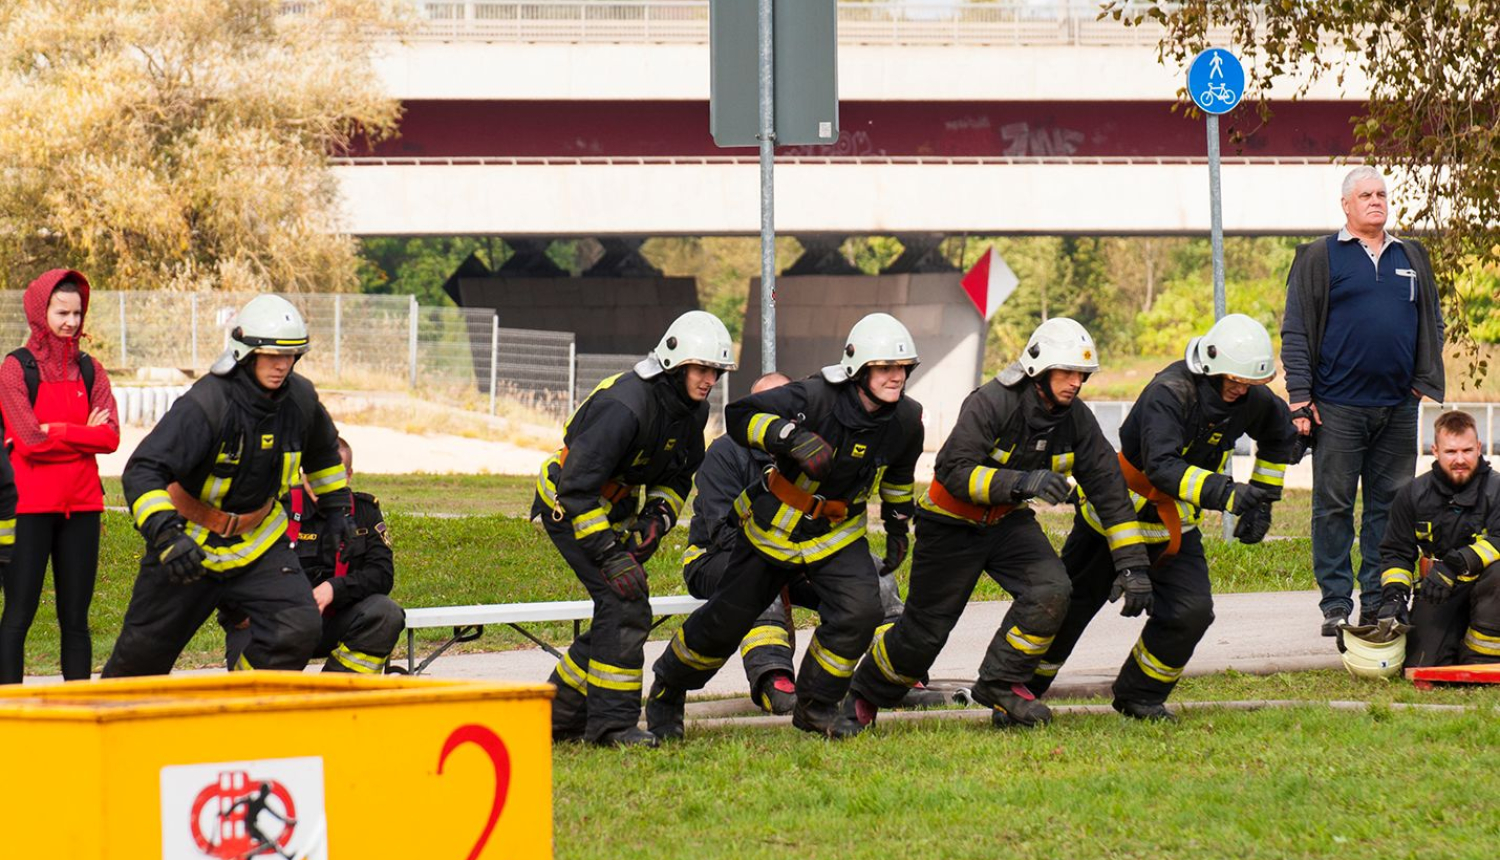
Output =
[{"x1": 1282, "y1": 166, "x2": 1446, "y2": 635}]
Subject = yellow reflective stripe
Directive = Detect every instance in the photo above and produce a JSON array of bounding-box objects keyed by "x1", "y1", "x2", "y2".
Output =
[
  {"x1": 1005, "y1": 626, "x2": 1054, "y2": 656},
  {"x1": 1464, "y1": 628, "x2": 1500, "y2": 656},
  {"x1": 968, "y1": 467, "x2": 998, "y2": 504},
  {"x1": 880, "y1": 481, "x2": 914, "y2": 505},
  {"x1": 1177, "y1": 466, "x2": 1215, "y2": 506},
  {"x1": 1251, "y1": 458, "x2": 1287, "y2": 488},
  {"x1": 670, "y1": 629, "x2": 727, "y2": 672},
  {"x1": 1381, "y1": 567, "x2": 1414, "y2": 588},
  {"x1": 1082, "y1": 501, "x2": 1194, "y2": 545},
  {"x1": 1130, "y1": 637, "x2": 1183, "y2": 683},
  {"x1": 732, "y1": 490, "x2": 753, "y2": 522},
  {"x1": 740, "y1": 625, "x2": 791, "y2": 656},
  {"x1": 197, "y1": 509, "x2": 290, "y2": 572},
  {"x1": 556, "y1": 653, "x2": 588, "y2": 694},
  {"x1": 989, "y1": 444, "x2": 1014, "y2": 464},
  {"x1": 870, "y1": 627, "x2": 920, "y2": 686},
  {"x1": 1050, "y1": 452, "x2": 1075, "y2": 476},
  {"x1": 1472, "y1": 538, "x2": 1500, "y2": 569},
  {"x1": 808, "y1": 634, "x2": 858, "y2": 679},
  {"x1": 536, "y1": 452, "x2": 562, "y2": 508},
  {"x1": 280, "y1": 451, "x2": 303, "y2": 496},
  {"x1": 332, "y1": 643, "x2": 386, "y2": 674},
  {"x1": 1103, "y1": 519, "x2": 1147, "y2": 550},
  {"x1": 1034, "y1": 661, "x2": 1062, "y2": 678},
  {"x1": 586, "y1": 660, "x2": 643, "y2": 692},
  {"x1": 131, "y1": 489, "x2": 176, "y2": 528},
  {"x1": 682, "y1": 544, "x2": 706, "y2": 566},
  {"x1": 233, "y1": 653, "x2": 254, "y2": 672},
  {"x1": 747, "y1": 413, "x2": 777, "y2": 449},
  {"x1": 646, "y1": 486, "x2": 686, "y2": 519},
  {"x1": 743, "y1": 514, "x2": 868, "y2": 565},
  {"x1": 0, "y1": 518, "x2": 13, "y2": 546},
  {"x1": 572, "y1": 507, "x2": 611, "y2": 540},
  {"x1": 306, "y1": 464, "x2": 348, "y2": 494}
]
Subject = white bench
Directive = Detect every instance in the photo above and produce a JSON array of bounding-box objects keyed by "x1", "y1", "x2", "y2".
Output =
[{"x1": 392, "y1": 594, "x2": 707, "y2": 675}]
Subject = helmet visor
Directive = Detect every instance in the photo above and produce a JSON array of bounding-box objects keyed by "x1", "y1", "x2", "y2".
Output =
[
  {"x1": 236, "y1": 330, "x2": 309, "y2": 355},
  {"x1": 1221, "y1": 368, "x2": 1277, "y2": 385}
]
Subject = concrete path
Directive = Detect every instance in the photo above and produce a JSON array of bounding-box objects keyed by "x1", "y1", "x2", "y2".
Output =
[{"x1": 412, "y1": 589, "x2": 1344, "y2": 702}]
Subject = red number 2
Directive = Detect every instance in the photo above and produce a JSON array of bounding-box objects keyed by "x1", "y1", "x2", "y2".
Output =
[{"x1": 438, "y1": 724, "x2": 512, "y2": 860}]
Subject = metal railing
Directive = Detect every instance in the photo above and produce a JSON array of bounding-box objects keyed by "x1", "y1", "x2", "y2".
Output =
[
  {"x1": 391, "y1": 1, "x2": 1217, "y2": 47},
  {"x1": 334, "y1": 155, "x2": 1347, "y2": 168}
]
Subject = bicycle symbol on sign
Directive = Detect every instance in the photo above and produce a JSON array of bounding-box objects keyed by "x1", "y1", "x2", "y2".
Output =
[{"x1": 1197, "y1": 83, "x2": 1237, "y2": 109}]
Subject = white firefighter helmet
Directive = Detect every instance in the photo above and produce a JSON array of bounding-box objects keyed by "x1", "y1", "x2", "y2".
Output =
[
  {"x1": 1340, "y1": 628, "x2": 1407, "y2": 680},
  {"x1": 210, "y1": 295, "x2": 309, "y2": 376},
  {"x1": 830, "y1": 313, "x2": 919, "y2": 381},
  {"x1": 1021, "y1": 317, "x2": 1099, "y2": 378},
  {"x1": 652, "y1": 310, "x2": 737, "y2": 372},
  {"x1": 1185, "y1": 313, "x2": 1276, "y2": 384}
]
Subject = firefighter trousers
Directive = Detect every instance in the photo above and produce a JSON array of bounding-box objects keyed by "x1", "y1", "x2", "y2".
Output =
[
  {"x1": 102, "y1": 542, "x2": 322, "y2": 678},
  {"x1": 852, "y1": 511, "x2": 1069, "y2": 708},
  {"x1": 541, "y1": 513, "x2": 654, "y2": 743},
  {"x1": 1030, "y1": 517, "x2": 1214, "y2": 706},
  {"x1": 1407, "y1": 564, "x2": 1500, "y2": 667},
  {"x1": 684, "y1": 543, "x2": 820, "y2": 693},
  {"x1": 655, "y1": 536, "x2": 883, "y2": 707},
  {"x1": 224, "y1": 593, "x2": 406, "y2": 674}
]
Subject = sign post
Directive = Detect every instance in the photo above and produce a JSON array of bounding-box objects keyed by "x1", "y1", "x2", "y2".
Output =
[
  {"x1": 1186, "y1": 47, "x2": 1245, "y2": 540},
  {"x1": 711, "y1": 0, "x2": 838, "y2": 373}
]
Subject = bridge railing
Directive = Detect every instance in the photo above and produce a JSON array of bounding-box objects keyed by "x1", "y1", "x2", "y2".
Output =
[
  {"x1": 332, "y1": 155, "x2": 1347, "y2": 167},
  {"x1": 390, "y1": 1, "x2": 1229, "y2": 46}
]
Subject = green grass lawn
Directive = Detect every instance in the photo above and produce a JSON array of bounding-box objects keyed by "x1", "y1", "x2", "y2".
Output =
[
  {"x1": 554, "y1": 670, "x2": 1500, "y2": 860},
  {"x1": 15, "y1": 481, "x2": 1331, "y2": 676}
]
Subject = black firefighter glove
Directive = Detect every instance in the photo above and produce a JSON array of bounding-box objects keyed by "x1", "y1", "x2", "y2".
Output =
[
  {"x1": 625, "y1": 500, "x2": 675, "y2": 564},
  {"x1": 766, "y1": 420, "x2": 835, "y2": 480},
  {"x1": 880, "y1": 527, "x2": 910, "y2": 576},
  {"x1": 1223, "y1": 482, "x2": 1270, "y2": 517},
  {"x1": 1378, "y1": 583, "x2": 1411, "y2": 624},
  {"x1": 1233, "y1": 503, "x2": 1273, "y2": 545},
  {"x1": 155, "y1": 526, "x2": 208, "y2": 585},
  {"x1": 1109, "y1": 567, "x2": 1154, "y2": 617},
  {"x1": 322, "y1": 504, "x2": 356, "y2": 555},
  {"x1": 1420, "y1": 562, "x2": 1457, "y2": 605},
  {"x1": 600, "y1": 551, "x2": 648, "y2": 602},
  {"x1": 1013, "y1": 470, "x2": 1071, "y2": 506}
]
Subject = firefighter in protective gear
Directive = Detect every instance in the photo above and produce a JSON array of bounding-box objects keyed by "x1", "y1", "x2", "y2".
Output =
[
  {"x1": 648, "y1": 313, "x2": 924, "y2": 740},
  {"x1": 1374, "y1": 410, "x2": 1500, "y2": 666},
  {"x1": 223, "y1": 437, "x2": 404, "y2": 673},
  {"x1": 103, "y1": 295, "x2": 349, "y2": 677},
  {"x1": 1029, "y1": 314, "x2": 1296, "y2": 719},
  {"x1": 846, "y1": 318, "x2": 1149, "y2": 731},
  {"x1": 534, "y1": 310, "x2": 735, "y2": 747}
]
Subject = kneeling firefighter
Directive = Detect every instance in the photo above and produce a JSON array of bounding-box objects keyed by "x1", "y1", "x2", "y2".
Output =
[
  {"x1": 846, "y1": 318, "x2": 1149, "y2": 731},
  {"x1": 647, "y1": 313, "x2": 925, "y2": 740},
  {"x1": 104, "y1": 295, "x2": 350, "y2": 677},
  {"x1": 534, "y1": 310, "x2": 735, "y2": 747},
  {"x1": 1030, "y1": 314, "x2": 1296, "y2": 719}
]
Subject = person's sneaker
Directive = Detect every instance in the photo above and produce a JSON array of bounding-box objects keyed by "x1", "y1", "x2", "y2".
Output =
[
  {"x1": 979, "y1": 683, "x2": 1052, "y2": 728},
  {"x1": 752, "y1": 672, "x2": 798, "y2": 715},
  {"x1": 591, "y1": 726, "x2": 661, "y2": 748},
  {"x1": 645, "y1": 680, "x2": 686, "y2": 742},
  {"x1": 1321, "y1": 608, "x2": 1349, "y2": 637},
  {"x1": 792, "y1": 698, "x2": 864, "y2": 740},
  {"x1": 1113, "y1": 699, "x2": 1177, "y2": 722}
]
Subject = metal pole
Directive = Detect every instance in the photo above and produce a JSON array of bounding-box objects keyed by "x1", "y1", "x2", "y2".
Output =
[
  {"x1": 118, "y1": 292, "x2": 127, "y2": 368},
  {"x1": 758, "y1": 0, "x2": 777, "y2": 373},
  {"x1": 190, "y1": 292, "x2": 199, "y2": 369},
  {"x1": 407, "y1": 295, "x2": 418, "y2": 390},
  {"x1": 333, "y1": 294, "x2": 343, "y2": 379},
  {"x1": 489, "y1": 313, "x2": 499, "y2": 416},
  {"x1": 566, "y1": 339, "x2": 577, "y2": 417},
  {"x1": 1207, "y1": 113, "x2": 1236, "y2": 540}
]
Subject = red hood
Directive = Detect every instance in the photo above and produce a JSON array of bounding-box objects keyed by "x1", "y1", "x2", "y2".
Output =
[{"x1": 24, "y1": 269, "x2": 91, "y2": 376}]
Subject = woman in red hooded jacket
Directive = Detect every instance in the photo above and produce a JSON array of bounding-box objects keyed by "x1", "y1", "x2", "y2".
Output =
[{"x1": 0, "y1": 270, "x2": 119, "y2": 682}]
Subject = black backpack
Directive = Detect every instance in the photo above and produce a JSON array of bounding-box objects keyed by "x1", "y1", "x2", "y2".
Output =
[{"x1": 0, "y1": 347, "x2": 95, "y2": 436}]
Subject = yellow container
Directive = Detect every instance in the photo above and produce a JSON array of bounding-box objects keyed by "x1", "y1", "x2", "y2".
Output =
[{"x1": 0, "y1": 672, "x2": 554, "y2": 859}]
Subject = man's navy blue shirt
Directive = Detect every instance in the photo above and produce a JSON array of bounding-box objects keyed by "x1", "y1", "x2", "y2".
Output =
[{"x1": 1315, "y1": 231, "x2": 1418, "y2": 407}]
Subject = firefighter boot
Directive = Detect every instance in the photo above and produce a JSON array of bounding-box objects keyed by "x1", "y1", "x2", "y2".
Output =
[
  {"x1": 837, "y1": 693, "x2": 878, "y2": 735},
  {"x1": 978, "y1": 683, "x2": 1053, "y2": 728},
  {"x1": 645, "y1": 679, "x2": 687, "y2": 742},
  {"x1": 792, "y1": 698, "x2": 864, "y2": 740},
  {"x1": 592, "y1": 726, "x2": 661, "y2": 748},
  {"x1": 1113, "y1": 699, "x2": 1177, "y2": 722},
  {"x1": 753, "y1": 671, "x2": 798, "y2": 715},
  {"x1": 551, "y1": 682, "x2": 588, "y2": 743}
]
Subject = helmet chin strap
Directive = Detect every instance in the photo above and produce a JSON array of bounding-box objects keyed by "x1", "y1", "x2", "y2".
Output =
[{"x1": 1033, "y1": 370, "x2": 1062, "y2": 409}]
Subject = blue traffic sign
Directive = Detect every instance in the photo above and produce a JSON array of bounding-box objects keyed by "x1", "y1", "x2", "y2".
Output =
[{"x1": 1186, "y1": 47, "x2": 1244, "y2": 115}]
